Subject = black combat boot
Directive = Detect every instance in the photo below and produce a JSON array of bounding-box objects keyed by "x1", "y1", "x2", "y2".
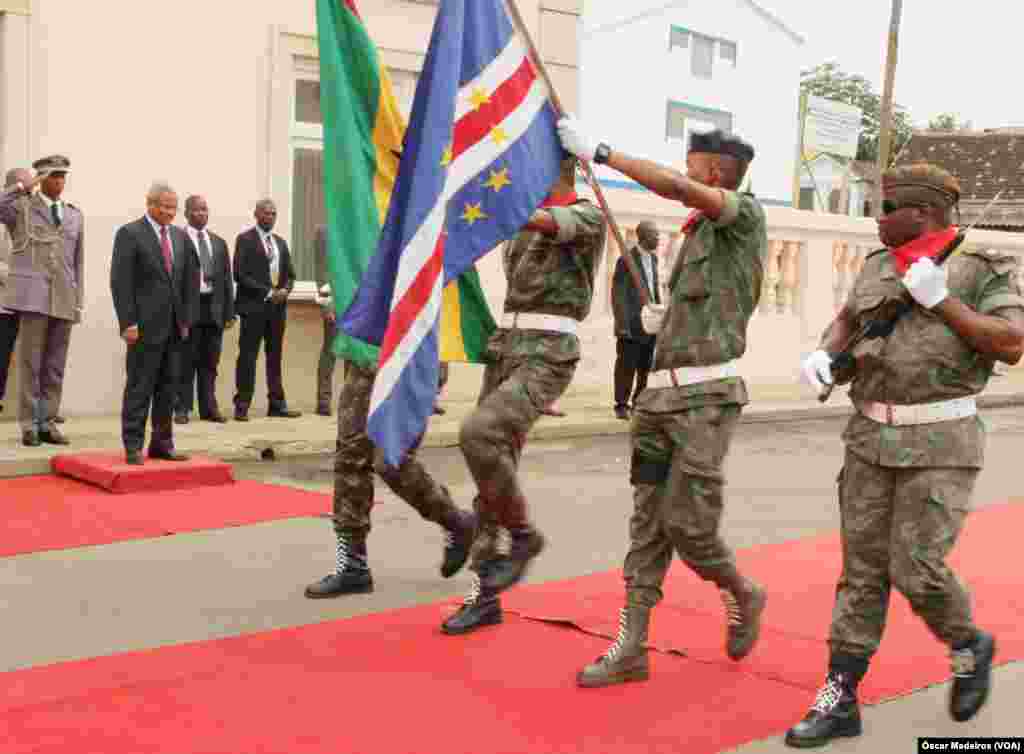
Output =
[
  {"x1": 785, "y1": 657, "x2": 867, "y2": 748},
  {"x1": 304, "y1": 534, "x2": 373, "y2": 598},
  {"x1": 717, "y1": 567, "x2": 768, "y2": 660},
  {"x1": 482, "y1": 526, "x2": 546, "y2": 593},
  {"x1": 577, "y1": 605, "x2": 651, "y2": 688},
  {"x1": 441, "y1": 567, "x2": 502, "y2": 635},
  {"x1": 950, "y1": 630, "x2": 996, "y2": 722},
  {"x1": 440, "y1": 510, "x2": 477, "y2": 579}
]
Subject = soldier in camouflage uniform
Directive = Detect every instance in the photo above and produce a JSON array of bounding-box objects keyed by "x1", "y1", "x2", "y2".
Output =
[
  {"x1": 304, "y1": 361, "x2": 477, "y2": 598},
  {"x1": 787, "y1": 163, "x2": 1024, "y2": 747},
  {"x1": 441, "y1": 156, "x2": 607, "y2": 635},
  {"x1": 559, "y1": 121, "x2": 769, "y2": 687}
]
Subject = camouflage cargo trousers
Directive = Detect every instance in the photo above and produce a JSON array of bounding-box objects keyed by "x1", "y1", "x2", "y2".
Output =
[
  {"x1": 460, "y1": 351, "x2": 576, "y2": 568},
  {"x1": 623, "y1": 403, "x2": 742, "y2": 608},
  {"x1": 333, "y1": 363, "x2": 459, "y2": 539},
  {"x1": 829, "y1": 449, "x2": 977, "y2": 658}
]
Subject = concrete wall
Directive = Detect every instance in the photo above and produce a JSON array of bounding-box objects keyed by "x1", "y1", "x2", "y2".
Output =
[{"x1": 580, "y1": 0, "x2": 803, "y2": 205}]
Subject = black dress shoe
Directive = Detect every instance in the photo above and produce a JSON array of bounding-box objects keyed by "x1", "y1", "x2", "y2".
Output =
[
  {"x1": 125, "y1": 450, "x2": 143, "y2": 466},
  {"x1": 39, "y1": 427, "x2": 70, "y2": 445},
  {"x1": 304, "y1": 570, "x2": 374, "y2": 598},
  {"x1": 268, "y1": 407, "x2": 301, "y2": 418},
  {"x1": 202, "y1": 413, "x2": 228, "y2": 423},
  {"x1": 148, "y1": 449, "x2": 190, "y2": 462},
  {"x1": 785, "y1": 672, "x2": 862, "y2": 748},
  {"x1": 432, "y1": 404, "x2": 446, "y2": 416},
  {"x1": 54, "y1": 415, "x2": 65, "y2": 424},
  {"x1": 614, "y1": 405, "x2": 630, "y2": 420},
  {"x1": 950, "y1": 631, "x2": 996, "y2": 722},
  {"x1": 22, "y1": 430, "x2": 40, "y2": 447},
  {"x1": 174, "y1": 414, "x2": 189, "y2": 425},
  {"x1": 234, "y1": 409, "x2": 249, "y2": 422}
]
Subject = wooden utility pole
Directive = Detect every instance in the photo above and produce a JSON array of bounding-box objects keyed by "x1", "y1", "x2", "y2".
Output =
[{"x1": 874, "y1": 0, "x2": 903, "y2": 215}]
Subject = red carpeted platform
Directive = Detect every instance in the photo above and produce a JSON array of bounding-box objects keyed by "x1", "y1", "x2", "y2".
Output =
[
  {"x1": 504, "y1": 501, "x2": 1024, "y2": 704},
  {"x1": 51, "y1": 451, "x2": 234, "y2": 493},
  {"x1": 0, "y1": 476, "x2": 329, "y2": 557},
  {"x1": 0, "y1": 606, "x2": 812, "y2": 754}
]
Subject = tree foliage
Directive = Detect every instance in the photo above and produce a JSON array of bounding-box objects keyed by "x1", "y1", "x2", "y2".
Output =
[
  {"x1": 928, "y1": 112, "x2": 972, "y2": 131},
  {"x1": 800, "y1": 62, "x2": 913, "y2": 165}
]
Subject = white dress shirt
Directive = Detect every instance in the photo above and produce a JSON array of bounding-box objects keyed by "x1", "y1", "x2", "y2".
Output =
[
  {"x1": 258, "y1": 228, "x2": 280, "y2": 288},
  {"x1": 187, "y1": 225, "x2": 213, "y2": 294},
  {"x1": 639, "y1": 250, "x2": 656, "y2": 300},
  {"x1": 146, "y1": 214, "x2": 173, "y2": 265}
]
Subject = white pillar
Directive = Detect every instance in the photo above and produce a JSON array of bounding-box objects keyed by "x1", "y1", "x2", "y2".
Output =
[
  {"x1": 0, "y1": 11, "x2": 32, "y2": 171},
  {"x1": 798, "y1": 236, "x2": 835, "y2": 345}
]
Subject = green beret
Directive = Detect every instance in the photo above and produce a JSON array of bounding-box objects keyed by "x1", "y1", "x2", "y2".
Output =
[{"x1": 882, "y1": 162, "x2": 959, "y2": 207}]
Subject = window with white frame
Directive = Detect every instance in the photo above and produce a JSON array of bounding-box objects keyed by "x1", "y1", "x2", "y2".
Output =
[
  {"x1": 288, "y1": 63, "x2": 419, "y2": 282},
  {"x1": 668, "y1": 25, "x2": 738, "y2": 79},
  {"x1": 665, "y1": 100, "x2": 734, "y2": 157}
]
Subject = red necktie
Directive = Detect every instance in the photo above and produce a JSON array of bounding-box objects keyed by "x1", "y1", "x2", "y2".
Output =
[{"x1": 160, "y1": 226, "x2": 173, "y2": 275}]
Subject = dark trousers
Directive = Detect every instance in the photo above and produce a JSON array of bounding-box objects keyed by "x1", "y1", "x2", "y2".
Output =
[
  {"x1": 122, "y1": 336, "x2": 181, "y2": 452},
  {"x1": 178, "y1": 297, "x2": 224, "y2": 417},
  {"x1": 234, "y1": 311, "x2": 286, "y2": 410},
  {"x1": 0, "y1": 312, "x2": 19, "y2": 405},
  {"x1": 614, "y1": 336, "x2": 655, "y2": 409}
]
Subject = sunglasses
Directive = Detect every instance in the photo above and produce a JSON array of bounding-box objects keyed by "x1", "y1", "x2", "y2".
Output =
[{"x1": 881, "y1": 199, "x2": 931, "y2": 216}]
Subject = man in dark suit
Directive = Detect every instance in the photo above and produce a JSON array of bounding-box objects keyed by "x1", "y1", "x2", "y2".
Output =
[
  {"x1": 175, "y1": 195, "x2": 234, "y2": 424},
  {"x1": 232, "y1": 198, "x2": 300, "y2": 420},
  {"x1": 110, "y1": 182, "x2": 199, "y2": 465},
  {"x1": 611, "y1": 221, "x2": 660, "y2": 420}
]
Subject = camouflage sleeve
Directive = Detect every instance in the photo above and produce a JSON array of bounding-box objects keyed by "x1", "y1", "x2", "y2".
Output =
[
  {"x1": 975, "y1": 253, "x2": 1024, "y2": 315},
  {"x1": 547, "y1": 201, "x2": 605, "y2": 248},
  {"x1": 711, "y1": 191, "x2": 761, "y2": 232}
]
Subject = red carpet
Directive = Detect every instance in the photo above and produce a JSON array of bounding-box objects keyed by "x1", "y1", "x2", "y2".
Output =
[
  {"x1": 0, "y1": 607, "x2": 811, "y2": 754},
  {"x1": 52, "y1": 451, "x2": 233, "y2": 493},
  {"x1": 0, "y1": 476, "x2": 329, "y2": 557},
  {"x1": 504, "y1": 500, "x2": 1024, "y2": 704}
]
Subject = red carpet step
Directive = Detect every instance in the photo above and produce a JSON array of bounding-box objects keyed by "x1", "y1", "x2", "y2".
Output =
[
  {"x1": 0, "y1": 476, "x2": 329, "y2": 557},
  {"x1": 51, "y1": 451, "x2": 233, "y2": 493}
]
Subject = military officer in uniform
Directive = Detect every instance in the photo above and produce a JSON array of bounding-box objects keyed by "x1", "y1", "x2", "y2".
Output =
[
  {"x1": 787, "y1": 163, "x2": 1024, "y2": 747},
  {"x1": 303, "y1": 362, "x2": 478, "y2": 598},
  {"x1": 558, "y1": 121, "x2": 768, "y2": 686},
  {"x1": 442, "y1": 156, "x2": 607, "y2": 635},
  {"x1": 0, "y1": 155, "x2": 84, "y2": 446}
]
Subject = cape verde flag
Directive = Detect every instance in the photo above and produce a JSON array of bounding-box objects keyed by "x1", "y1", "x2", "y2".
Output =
[{"x1": 341, "y1": 0, "x2": 564, "y2": 466}]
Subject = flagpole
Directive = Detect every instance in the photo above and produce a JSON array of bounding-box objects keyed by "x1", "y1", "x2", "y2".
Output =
[{"x1": 503, "y1": 0, "x2": 653, "y2": 307}]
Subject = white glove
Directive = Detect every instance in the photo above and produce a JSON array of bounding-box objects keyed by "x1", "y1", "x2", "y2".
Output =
[
  {"x1": 556, "y1": 115, "x2": 599, "y2": 162},
  {"x1": 640, "y1": 303, "x2": 667, "y2": 334},
  {"x1": 902, "y1": 258, "x2": 949, "y2": 309},
  {"x1": 800, "y1": 350, "x2": 834, "y2": 395}
]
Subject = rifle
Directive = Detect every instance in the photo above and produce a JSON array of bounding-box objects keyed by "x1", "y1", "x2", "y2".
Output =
[{"x1": 818, "y1": 191, "x2": 1003, "y2": 403}]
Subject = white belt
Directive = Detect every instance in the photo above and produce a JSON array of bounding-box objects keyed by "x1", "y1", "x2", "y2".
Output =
[
  {"x1": 649, "y1": 359, "x2": 740, "y2": 388},
  {"x1": 857, "y1": 396, "x2": 977, "y2": 426},
  {"x1": 501, "y1": 312, "x2": 578, "y2": 335}
]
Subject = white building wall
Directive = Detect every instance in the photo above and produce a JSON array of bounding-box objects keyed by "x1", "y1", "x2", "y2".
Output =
[{"x1": 580, "y1": 0, "x2": 803, "y2": 205}]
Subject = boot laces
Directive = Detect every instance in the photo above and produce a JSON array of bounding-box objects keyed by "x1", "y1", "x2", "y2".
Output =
[
  {"x1": 951, "y1": 647, "x2": 976, "y2": 678},
  {"x1": 602, "y1": 609, "x2": 630, "y2": 663},
  {"x1": 335, "y1": 537, "x2": 350, "y2": 574},
  {"x1": 720, "y1": 588, "x2": 743, "y2": 627},
  {"x1": 811, "y1": 675, "x2": 845, "y2": 713},
  {"x1": 462, "y1": 573, "x2": 482, "y2": 606}
]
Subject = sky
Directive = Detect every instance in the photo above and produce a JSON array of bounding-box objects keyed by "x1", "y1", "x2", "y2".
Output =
[{"x1": 760, "y1": 0, "x2": 1023, "y2": 129}]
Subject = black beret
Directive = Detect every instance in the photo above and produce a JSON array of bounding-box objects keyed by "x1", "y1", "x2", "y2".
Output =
[{"x1": 688, "y1": 130, "x2": 754, "y2": 162}]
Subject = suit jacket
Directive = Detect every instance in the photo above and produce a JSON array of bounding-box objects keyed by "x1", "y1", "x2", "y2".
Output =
[
  {"x1": 233, "y1": 227, "x2": 296, "y2": 318},
  {"x1": 110, "y1": 217, "x2": 199, "y2": 345},
  {"x1": 187, "y1": 227, "x2": 234, "y2": 327},
  {"x1": 0, "y1": 188, "x2": 85, "y2": 322},
  {"x1": 612, "y1": 247, "x2": 660, "y2": 340}
]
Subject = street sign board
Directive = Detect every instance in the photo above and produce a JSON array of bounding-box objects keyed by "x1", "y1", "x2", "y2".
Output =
[{"x1": 803, "y1": 95, "x2": 863, "y2": 160}]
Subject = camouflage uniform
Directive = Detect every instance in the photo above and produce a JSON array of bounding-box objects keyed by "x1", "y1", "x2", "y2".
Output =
[
  {"x1": 460, "y1": 199, "x2": 606, "y2": 568},
  {"x1": 829, "y1": 244, "x2": 1024, "y2": 659},
  {"x1": 333, "y1": 361, "x2": 461, "y2": 538},
  {"x1": 624, "y1": 189, "x2": 766, "y2": 606}
]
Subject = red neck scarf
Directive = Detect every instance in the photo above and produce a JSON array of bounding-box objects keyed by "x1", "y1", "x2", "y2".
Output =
[
  {"x1": 541, "y1": 192, "x2": 578, "y2": 208},
  {"x1": 681, "y1": 210, "x2": 704, "y2": 234},
  {"x1": 890, "y1": 226, "x2": 960, "y2": 274}
]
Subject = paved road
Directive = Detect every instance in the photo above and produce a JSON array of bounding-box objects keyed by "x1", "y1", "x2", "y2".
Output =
[{"x1": 3, "y1": 410, "x2": 1023, "y2": 749}]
